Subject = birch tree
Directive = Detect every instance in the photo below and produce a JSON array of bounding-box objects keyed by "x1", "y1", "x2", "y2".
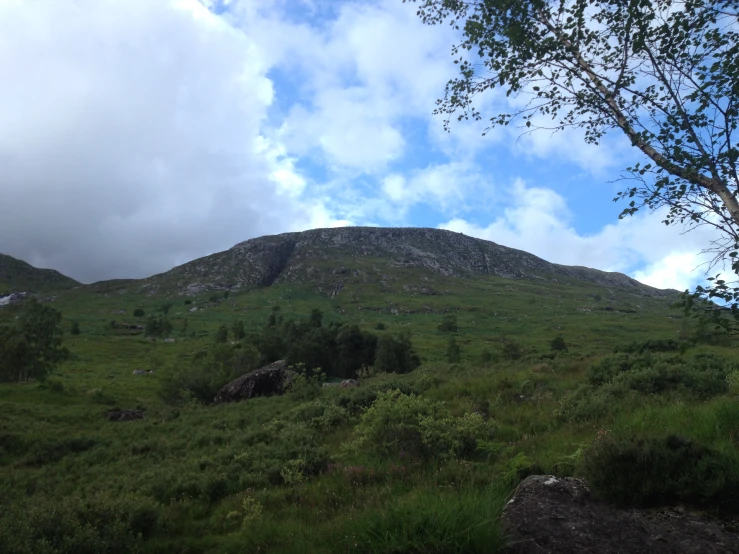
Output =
[{"x1": 407, "y1": 0, "x2": 739, "y2": 323}]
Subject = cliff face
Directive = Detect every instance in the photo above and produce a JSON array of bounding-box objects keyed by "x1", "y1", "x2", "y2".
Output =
[{"x1": 141, "y1": 227, "x2": 674, "y2": 297}]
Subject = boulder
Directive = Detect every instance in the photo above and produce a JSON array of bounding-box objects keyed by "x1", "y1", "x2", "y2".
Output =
[
  {"x1": 214, "y1": 360, "x2": 290, "y2": 403},
  {"x1": 340, "y1": 379, "x2": 360, "y2": 388},
  {"x1": 502, "y1": 475, "x2": 739, "y2": 553},
  {"x1": 106, "y1": 409, "x2": 144, "y2": 422}
]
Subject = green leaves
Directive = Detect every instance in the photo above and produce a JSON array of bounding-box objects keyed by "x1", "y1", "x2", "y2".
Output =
[{"x1": 413, "y1": 0, "x2": 739, "y2": 329}]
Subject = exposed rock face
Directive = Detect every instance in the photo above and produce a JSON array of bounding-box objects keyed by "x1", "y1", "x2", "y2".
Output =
[
  {"x1": 214, "y1": 360, "x2": 290, "y2": 403},
  {"x1": 503, "y1": 475, "x2": 739, "y2": 554},
  {"x1": 142, "y1": 227, "x2": 676, "y2": 297}
]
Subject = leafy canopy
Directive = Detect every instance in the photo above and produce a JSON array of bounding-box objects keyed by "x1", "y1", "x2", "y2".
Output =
[
  {"x1": 0, "y1": 299, "x2": 69, "y2": 382},
  {"x1": 407, "y1": 0, "x2": 739, "y2": 321}
]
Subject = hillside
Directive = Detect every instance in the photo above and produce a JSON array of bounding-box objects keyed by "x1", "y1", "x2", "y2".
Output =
[
  {"x1": 0, "y1": 253, "x2": 78, "y2": 293},
  {"x1": 4, "y1": 228, "x2": 737, "y2": 554},
  {"x1": 138, "y1": 227, "x2": 674, "y2": 298}
]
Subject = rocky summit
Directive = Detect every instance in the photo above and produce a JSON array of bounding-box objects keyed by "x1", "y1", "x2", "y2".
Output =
[{"x1": 141, "y1": 227, "x2": 674, "y2": 297}]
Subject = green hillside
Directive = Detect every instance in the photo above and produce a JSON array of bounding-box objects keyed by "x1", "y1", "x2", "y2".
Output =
[
  {"x1": 0, "y1": 253, "x2": 79, "y2": 293},
  {"x1": 1, "y1": 231, "x2": 737, "y2": 553}
]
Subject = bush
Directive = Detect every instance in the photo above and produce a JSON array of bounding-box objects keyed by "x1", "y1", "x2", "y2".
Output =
[
  {"x1": 614, "y1": 338, "x2": 680, "y2": 354},
  {"x1": 446, "y1": 337, "x2": 461, "y2": 363},
  {"x1": 133, "y1": 308, "x2": 145, "y2": 317},
  {"x1": 0, "y1": 492, "x2": 159, "y2": 554},
  {"x1": 214, "y1": 325, "x2": 228, "y2": 344},
  {"x1": 438, "y1": 314, "x2": 458, "y2": 332},
  {"x1": 581, "y1": 434, "x2": 739, "y2": 511},
  {"x1": 550, "y1": 336, "x2": 567, "y2": 352},
  {"x1": 348, "y1": 390, "x2": 492, "y2": 460},
  {"x1": 374, "y1": 332, "x2": 420, "y2": 374}
]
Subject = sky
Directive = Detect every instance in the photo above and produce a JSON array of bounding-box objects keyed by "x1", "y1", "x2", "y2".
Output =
[{"x1": 0, "y1": 0, "x2": 724, "y2": 288}]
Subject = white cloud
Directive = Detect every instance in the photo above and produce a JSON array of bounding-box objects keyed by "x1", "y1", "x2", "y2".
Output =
[
  {"x1": 440, "y1": 179, "x2": 718, "y2": 290},
  {"x1": 0, "y1": 0, "x2": 339, "y2": 282},
  {"x1": 240, "y1": 0, "x2": 458, "y2": 173}
]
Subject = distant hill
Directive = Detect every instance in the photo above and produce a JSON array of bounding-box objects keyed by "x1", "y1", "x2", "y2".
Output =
[
  {"x1": 137, "y1": 227, "x2": 676, "y2": 298},
  {"x1": 0, "y1": 253, "x2": 79, "y2": 293}
]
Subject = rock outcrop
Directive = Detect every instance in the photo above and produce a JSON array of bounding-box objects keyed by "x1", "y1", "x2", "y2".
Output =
[
  {"x1": 141, "y1": 227, "x2": 676, "y2": 298},
  {"x1": 214, "y1": 360, "x2": 291, "y2": 403},
  {"x1": 502, "y1": 475, "x2": 739, "y2": 553}
]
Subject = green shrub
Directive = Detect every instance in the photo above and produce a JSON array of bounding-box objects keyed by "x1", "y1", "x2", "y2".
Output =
[
  {"x1": 133, "y1": 308, "x2": 145, "y2": 317},
  {"x1": 550, "y1": 336, "x2": 567, "y2": 352},
  {"x1": 446, "y1": 337, "x2": 461, "y2": 363},
  {"x1": 335, "y1": 381, "x2": 419, "y2": 415},
  {"x1": 587, "y1": 351, "x2": 730, "y2": 395},
  {"x1": 581, "y1": 434, "x2": 739, "y2": 511},
  {"x1": 348, "y1": 390, "x2": 492, "y2": 460},
  {"x1": 0, "y1": 492, "x2": 159, "y2": 554},
  {"x1": 614, "y1": 338, "x2": 680, "y2": 354},
  {"x1": 437, "y1": 314, "x2": 458, "y2": 332}
]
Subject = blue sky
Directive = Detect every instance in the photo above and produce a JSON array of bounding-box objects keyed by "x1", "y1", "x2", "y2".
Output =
[{"x1": 0, "y1": 0, "x2": 720, "y2": 286}]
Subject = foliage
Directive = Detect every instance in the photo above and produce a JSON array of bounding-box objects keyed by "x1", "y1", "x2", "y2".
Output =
[
  {"x1": 0, "y1": 492, "x2": 159, "y2": 554},
  {"x1": 437, "y1": 314, "x2": 458, "y2": 332},
  {"x1": 581, "y1": 434, "x2": 739, "y2": 511},
  {"x1": 144, "y1": 316, "x2": 172, "y2": 338},
  {"x1": 559, "y1": 351, "x2": 732, "y2": 421},
  {"x1": 214, "y1": 325, "x2": 228, "y2": 344},
  {"x1": 410, "y1": 0, "x2": 739, "y2": 325},
  {"x1": 446, "y1": 336, "x2": 461, "y2": 363},
  {"x1": 374, "y1": 332, "x2": 421, "y2": 374},
  {"x1": 133, "y1": 308, "x2": 144, "y2": 317},
  {"x1": 550, "y1": 336, "x2": 567, "y2": 352},
  {"x1": 0, "y1": 299, "x2": 68, "y2": 382},
  {"x1": 70, "y1": 320, "x2": 80, "y2": 336},
  {"x1": 499, "y1": 335, "x2": 523, "y2": 360},
  {"x1": 614, "y1": 338, "x2": 680, "y2": 354},
  {"x1": 158, "y1": 344, "x2": 251, "y2": 404},
  {"x1": 231, "y1": 320, "x2": 246, "y2": 340},
  {"x1": 160, "y1": 303, "x2": 172, "y2": 317},
  {"x1": 348, "y1": 390, "x2": 492, "y2": 460}
]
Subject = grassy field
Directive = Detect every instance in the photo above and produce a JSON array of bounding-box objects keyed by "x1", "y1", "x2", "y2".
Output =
[{"x1": 1, "y1": 272, "x2": 738, "y2": 553}]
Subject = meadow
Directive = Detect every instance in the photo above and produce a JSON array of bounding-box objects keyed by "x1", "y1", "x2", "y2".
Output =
[{"x1": 1, "y1": 273, "x2": 738, "y2": 553}]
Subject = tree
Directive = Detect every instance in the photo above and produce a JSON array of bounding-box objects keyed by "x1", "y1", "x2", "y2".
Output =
[
  {"x1": 409, "y1": 0, "x2": 739, "y2": 321},
  {"x1": 133, "y1": 308, "x2": 145, "y2": 317},
  {"x1": 231, "y1": 320, "x2": 246, "y2": 340},
  {"x1": 551, "y1": 335, "x2": 568, "y2": 352},
  {"x1": 374, "y1": 332, "x2": 421, "y2": 374},
  {"x1": 438, "y1": 314, "x2": 458, "y2": 332},
  {"x1": 214, "y1": 325, "x2": 228, "y2": 344},
  {"x1": 70, "y1": 321, "x2": 80, "y2": 336},
  {"x1": 0, "y1": 299, "x2": 69, "y2": 382},
  {"x1": 160, "y1": 303, "x2": 172, "y2": 317},
  {"x1": 446, "y1": 336, "x2": 461, "y2": 363}
]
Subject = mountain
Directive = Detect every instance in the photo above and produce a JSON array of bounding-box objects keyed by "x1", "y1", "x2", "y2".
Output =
[
  {"x1": 0, "y1": 253, "x2": 79, "y2": 292},
  {"x1": 139, "y1": 227, "x2": 675, "y2": 298}
]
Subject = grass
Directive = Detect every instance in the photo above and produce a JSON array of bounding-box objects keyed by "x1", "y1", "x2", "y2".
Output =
[{"x1": 1, "y1": 271, "x2": 737, "y2": 553}]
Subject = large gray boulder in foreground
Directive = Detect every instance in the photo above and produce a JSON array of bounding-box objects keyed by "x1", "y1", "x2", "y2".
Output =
[
  {"x1": 503, "y1": 475, "x2": 739, "y2": 553},
  {"x1": 214, "y1": 360, "x2": 290, "y2": 403}
]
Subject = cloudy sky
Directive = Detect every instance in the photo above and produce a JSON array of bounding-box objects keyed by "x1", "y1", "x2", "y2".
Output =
[{"x1": 0, "y1": 0, "x2": 722, "y2": 288}]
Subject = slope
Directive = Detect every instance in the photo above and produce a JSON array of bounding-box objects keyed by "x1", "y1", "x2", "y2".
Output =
[{"x1": 0, "y1": 253, "x2": 79, "y2": 293}]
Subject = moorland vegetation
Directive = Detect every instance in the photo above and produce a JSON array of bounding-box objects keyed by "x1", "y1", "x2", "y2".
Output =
[{"x1": 1, "y1": 269, "x2": 738, "y2": 553}]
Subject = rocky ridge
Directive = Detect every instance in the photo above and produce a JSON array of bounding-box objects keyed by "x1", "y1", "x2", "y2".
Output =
[{"x1": 142, "y1": 227, "x2": 675, "y2": 297}]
